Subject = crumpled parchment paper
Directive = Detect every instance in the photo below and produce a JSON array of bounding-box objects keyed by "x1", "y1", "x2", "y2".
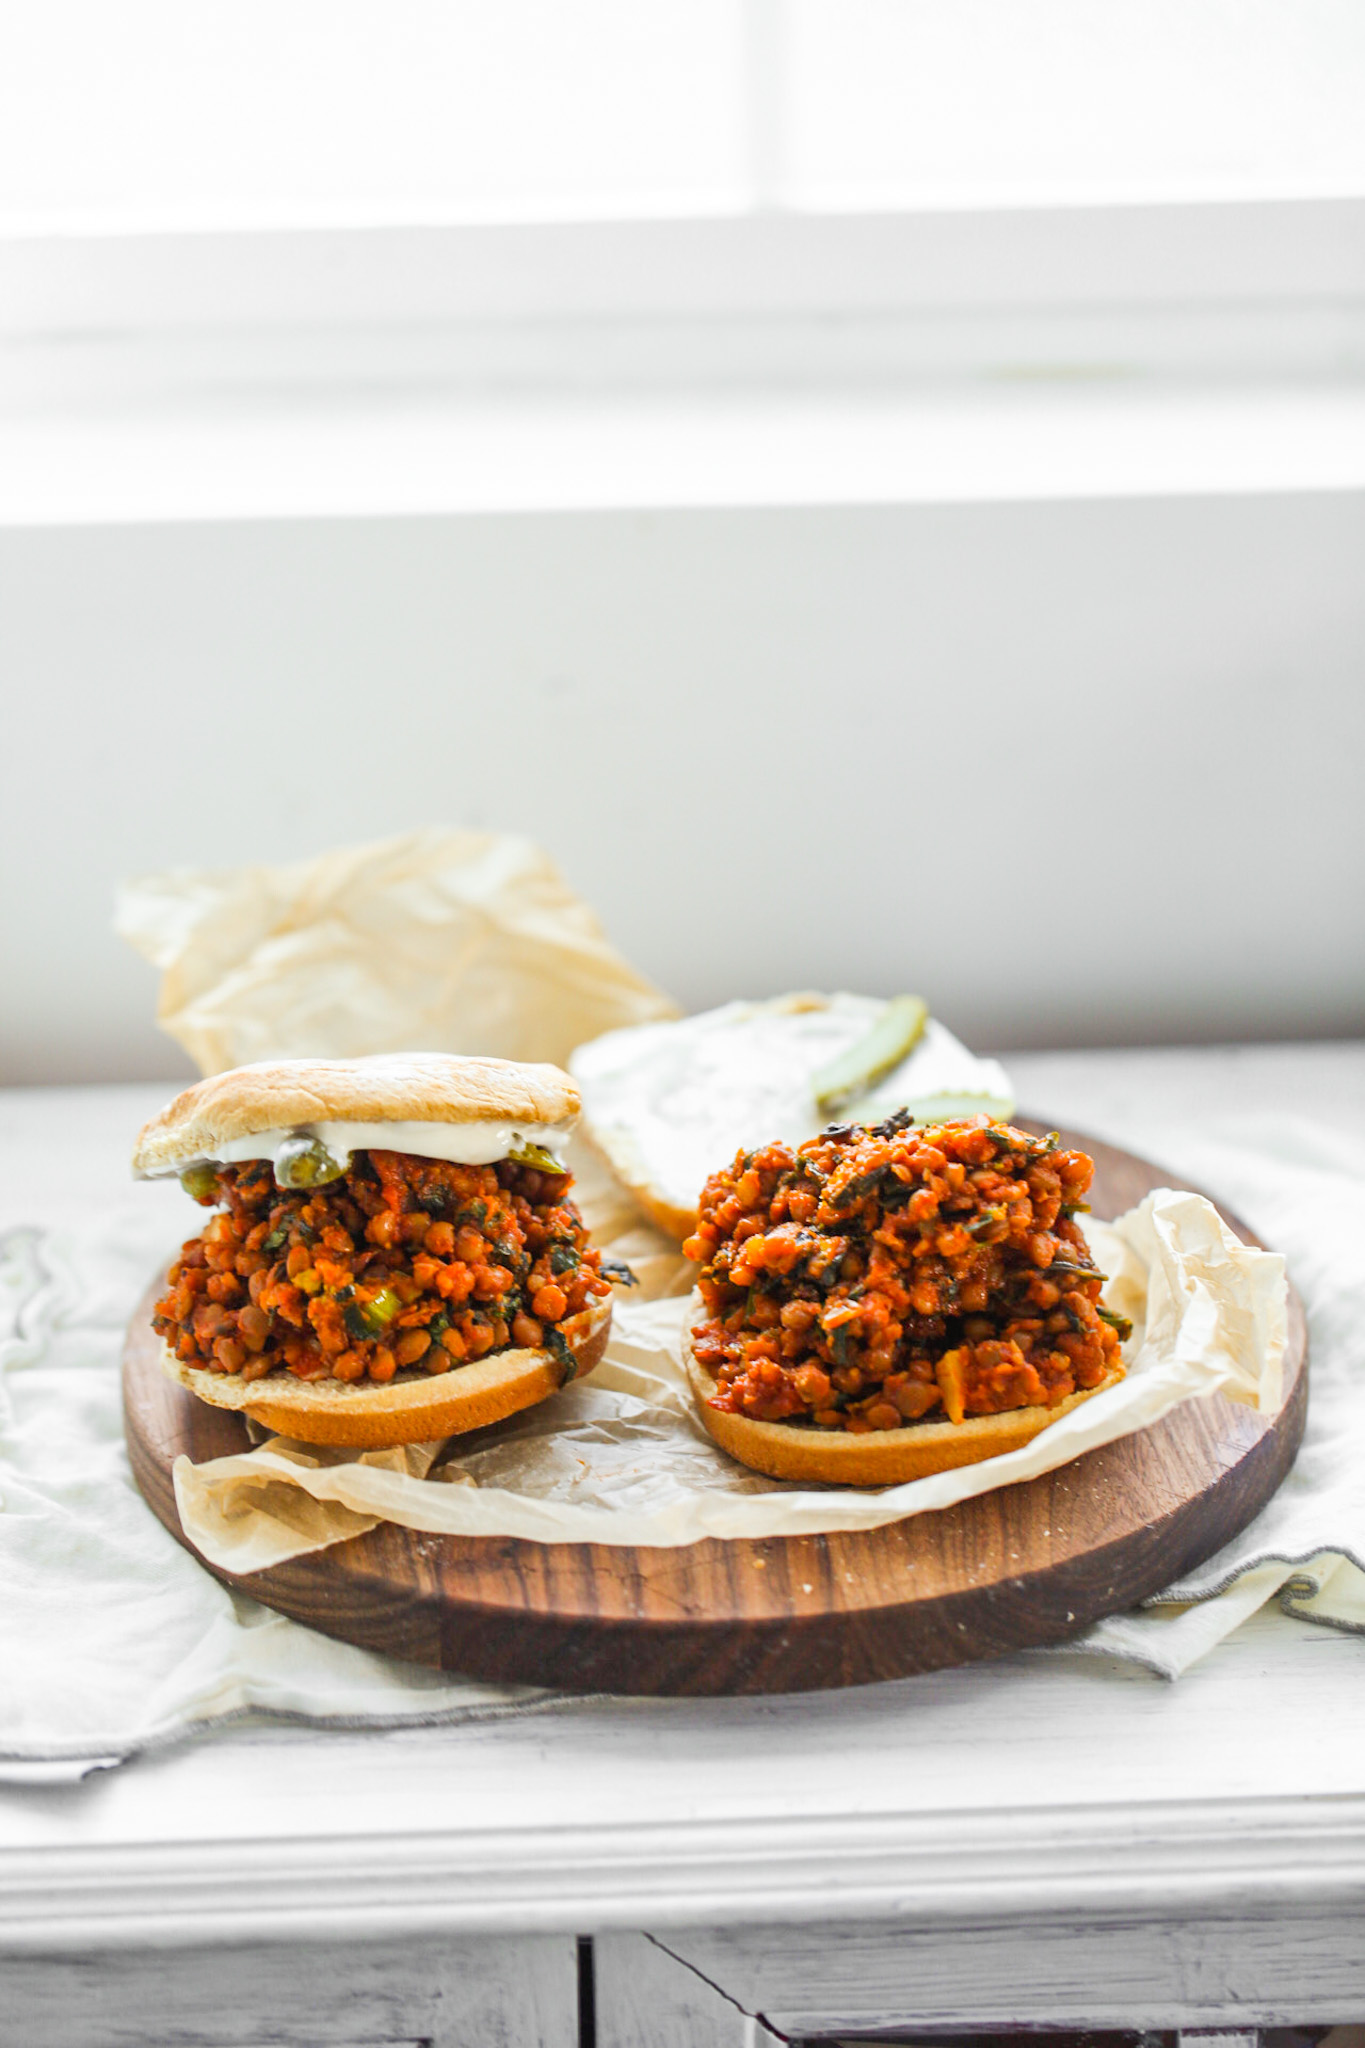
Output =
[
  {"x1": 171, "y1": 1181, "x2": 1287, "y2": 1571},
  {"x1": 115, "y1": 828, "x2": 678, "y2": 1075}
]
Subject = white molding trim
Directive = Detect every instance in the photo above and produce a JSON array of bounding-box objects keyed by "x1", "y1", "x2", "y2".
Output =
[
  {"x1": 2, "y1": 1792, "x2": 1363, "y2": 1951},
  {"x1": 6, "y1": 199, "x2": 1365, "y2": 335},
  {"x1": 6, "y1": 380, "x2": 1365, "y2": 526},
  {"x1": 6, "y1": 199, "x2": 1363, "y2": 524}
]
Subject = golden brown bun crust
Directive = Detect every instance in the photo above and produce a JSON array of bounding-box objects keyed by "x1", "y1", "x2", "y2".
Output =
[
  {"x1": 161, "y1": 1297, "x2": 612, "y2": 1448},
  {"x1": 134, "y1": 1053, "x2": 580, "y2": 1178},
  {"x1": 684, "y1": 1346, "x2": 1124, "y2": 1485}
]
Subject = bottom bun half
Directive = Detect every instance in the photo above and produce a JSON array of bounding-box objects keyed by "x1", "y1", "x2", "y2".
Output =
[
  {"x1": 162, "y1": 1297, "x2": 613, "y2": 1449},
  {"x1": 684, "y1": 1346, "x2": 1124, "y2": 1486}
]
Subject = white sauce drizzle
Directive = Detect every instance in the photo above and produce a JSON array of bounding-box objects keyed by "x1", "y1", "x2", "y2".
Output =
[{"x1": 168, "y1": 1118, "x2": 573, "y2": 1177}]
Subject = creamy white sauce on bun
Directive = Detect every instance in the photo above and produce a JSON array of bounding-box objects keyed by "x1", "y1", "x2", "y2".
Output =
[
  {"x1": 570, "y1": 994, "x2": 1014, "y2": 1236},
  {"x1": 207, "y1": 1118, "x2": 571, "y2": 1172}
]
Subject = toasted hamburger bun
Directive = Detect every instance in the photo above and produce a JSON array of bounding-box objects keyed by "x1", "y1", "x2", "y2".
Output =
[
  {"x1": 133, "y1": 1052, "x2": 579, "y2": 1178},
  {"x1": 141, "y1": 1053, "x2": 605, "y2": 1446},
  {"x1": 684, "y1": 1343, "x2": 1123, "y2": 1486},
  {"x1": 163, "y1": 1296, "x2": 613, "y2": 1448}
]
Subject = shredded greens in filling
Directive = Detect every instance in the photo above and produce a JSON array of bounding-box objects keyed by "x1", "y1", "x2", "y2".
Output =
[
  {"x1": 154, "y1": 1150, "x2": 612, "y2": 1387},
  {"x1": 684, "y1": 1115, "x2": 1127, "y2": 1432}
]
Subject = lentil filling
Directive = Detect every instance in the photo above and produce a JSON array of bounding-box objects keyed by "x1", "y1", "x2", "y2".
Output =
[
  {"x1": 684, "y1": 1114, "x2": 1129, "y2": 1432},
  {"x1": 154, "y1": 1150, "x2": 612, "y2": 1387}
]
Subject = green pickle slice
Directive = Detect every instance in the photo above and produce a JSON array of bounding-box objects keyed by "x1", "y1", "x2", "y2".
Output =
[
  {"x1": 361, "y1": 1285, "x2": 401, "y2": 1334},
  {"x1": 345, "y1": 1285, "x2": 402, "y2": 1342},
  {"x1": 812, "y1": 994, "x2": 929, "y2": 1117},
  {"x1": 179, "y1": 1163, "x2": 220, "y2": 1203},
  {"x1": 274, "y1": 1135, "x2": 345, "y2": 1189},
  {"x1": 509, "y1": 1140, "x2": 566, "y2": 1174}
]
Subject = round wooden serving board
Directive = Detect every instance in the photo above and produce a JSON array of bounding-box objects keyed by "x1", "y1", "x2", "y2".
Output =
[{"x1": 123, "y1": 1122, "x2": 1307, "y2": 1696}]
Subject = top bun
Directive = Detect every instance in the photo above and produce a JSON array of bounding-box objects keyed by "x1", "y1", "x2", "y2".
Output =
[
  {"x1": 133, "y1": 1053, "x2": 580, "y2": 1178},
  {"x1": 570, "y1": 995, "x2": 1014, "y2": 1242}
]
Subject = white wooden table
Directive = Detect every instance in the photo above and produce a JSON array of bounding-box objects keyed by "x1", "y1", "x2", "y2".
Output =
[{"x1": 2, "y1": 1045, "x2": 1363, "y2": 2047}]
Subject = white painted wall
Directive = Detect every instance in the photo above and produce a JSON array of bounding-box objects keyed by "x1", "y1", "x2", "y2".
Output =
[{"x1": 2, "y1": 491, "x2": 1362, "y2": 1083}]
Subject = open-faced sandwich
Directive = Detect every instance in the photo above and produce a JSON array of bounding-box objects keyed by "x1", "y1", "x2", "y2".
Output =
[
  {"x1": 682, "y1": 1111, "x2": 1129, "y2": 1485},
  {"x1": 134, "y1": 1053, "x2": 616, "y2": 1446},
  {"x1": 570, "y1": 992, "x2": 1015, "y2": 1242}
]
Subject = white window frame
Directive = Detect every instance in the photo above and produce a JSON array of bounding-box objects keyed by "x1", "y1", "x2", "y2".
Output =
[{"x1": 4, "y1": 198, "x2": 1364, "y2": 523}]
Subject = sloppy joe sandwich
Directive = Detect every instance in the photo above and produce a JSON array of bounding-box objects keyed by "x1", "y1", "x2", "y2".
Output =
[
  {"x1": 683, "y1": 1113, "x2": 1128, "y2": 1485},
  {"x1": 134, "y1": 1054, "x2": 616, "y2": 1447},
  {"x1": 570, "y1": 994, "x2": 1014, "y2": 1242}
]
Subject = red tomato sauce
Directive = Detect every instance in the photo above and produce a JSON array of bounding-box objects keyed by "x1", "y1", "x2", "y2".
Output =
[
  {"x1": 684, "y1": 1116, "x2": 1126, "y2": 1431},
  {"x1": 154, "y1": 1151, "x2": 610, "y2": 1387}
]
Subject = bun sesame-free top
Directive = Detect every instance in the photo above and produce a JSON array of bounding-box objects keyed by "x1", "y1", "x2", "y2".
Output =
[{"x1": 132, "y1": 1052, "x2": 580, "y2": 1180}]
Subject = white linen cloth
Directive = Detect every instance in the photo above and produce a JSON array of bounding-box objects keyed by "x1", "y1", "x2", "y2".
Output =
[
  {"x1": 1062, "y1": 1111, "x2": 1365, "y2": 1674},
  {"x1": 1, "y1": 1057, "x2": 1362, "y2": 1773},
  {"x1": 0, "y1": 1219, "x2": 577, "y2": 1777}
]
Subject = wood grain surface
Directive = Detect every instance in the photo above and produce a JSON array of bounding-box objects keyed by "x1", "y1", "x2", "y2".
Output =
[{"x1": 122, "y1": 1121, "x2": 1308, "y2": 1696}]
